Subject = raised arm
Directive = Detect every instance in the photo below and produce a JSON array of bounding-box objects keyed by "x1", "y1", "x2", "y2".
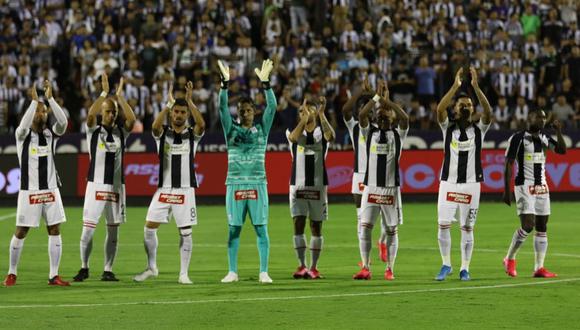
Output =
[
  {"x1": 217, "y1": 60, "x2": 233, "y2": 135},
  {"x1": 358, "y1": 97, "x2": 376, "y2": 129},
  {"x1": 87, "y1": 73, "x2": 110, "y2": 128},
  {"x1": 470, "y1": 67, "x2": 492, "y2": 125},
  {"x1": 44, "y1": 80, "x2": 67, "y2": 135},
  {"x1": 152, "y1": 84, "x2": 172, "y2": 137},
  {"x1": 185, "y1": 81, "x2": 206, "y2": 136},
  {"x1": 437, "y1": 68, "x2": 463, "y2": 123},
  {"x1": 255, "y1": 59, "x2": 277, "y2": 135},
  {"x1": 317, "y1": 96, "x2": 335, "y2": 142},
  {"x1": 551, "y1": 120, "x2": 567, "y2": 155},
  {"x1": 342, "y1": 75, "x2": 372, "y2": 121},
  {"x1": 115, "y1": 77, "x2": 136, "y2": 132},
  {"x1": 16, "y1": 84, "x2": 38, "y2": 139},
  {"x1": 378, "y1": 80, "x2": 409, "y2": 130},
  {"x1": 288, "y1": 101, "x2": 309, "y2": 143}
]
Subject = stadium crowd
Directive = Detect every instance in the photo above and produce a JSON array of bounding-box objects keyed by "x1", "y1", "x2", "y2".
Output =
[{"x1": 0, "y1": 0, "x2": 579, "y2": 135}]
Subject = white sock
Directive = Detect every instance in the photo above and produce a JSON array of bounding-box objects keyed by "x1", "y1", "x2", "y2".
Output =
[
  {"x1": 506, "y1": 228, "x2": 529, "y2": 259},
  {"x1": 179, "y1": 228, "x2": 193, "y2": 277},
  {"x1": 460, "y1": 227, "x2": 474, "y2": 272},
  {"x1": 104, "y1": 225, "x2": 119, "y2": 272},
  {"x1": 144, "y1": 227, "x2": 158, "y2": 271},
  {"x1": 8, "y1": 236, "x2": 24, "y2": 275},
  {"x1": 534, "y1": 232, "x2": 548, "y2": 271},
  {"x1": 356, "y1": 208, "x2": 362, "y2": 237},
  {"x1": 80, "y1": 223, "x2": 96, "y2": 269},
  {"x1": 438, "y1": 224, "x2": 451, "y2": 266},
  {"x1": 310, "y1": 236, "x2": 323, "y2": 269},
  {"x1": 48, "y1": 235, "x2": 62, "y2": 279},
  {"x1": 386, "y1": 227, "x2": 398, "y2": 270},
  {"x1": 293, "y1": 234, "x2": 307, "y2": 267},
  {"x1": 359, "y1": 225, "x2": 372, "y2": 268},
  {"x1": 379, "y1": 221, "x2": 388, "y2": 244}
]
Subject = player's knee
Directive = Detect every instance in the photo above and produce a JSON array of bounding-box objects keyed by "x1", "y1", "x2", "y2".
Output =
[
  {"x1": 460, "y1": 226, "x2": 473, "y2": 232},
  {"x1": 47, "y1": 224, "x2": 60, "y2": 235},
  {"x1": 15, "y1": 227, "x2": 29, "y2": 239},
  {"x1": 145, "y1": 221, "x2": 160, "y2": 229},
  {"x1": 228, "y1": 225, "x2": 242, "y2": 239},
  {"x1": 386, "y1": 226, "x2": 397, "y2": 236},
  {"x1": 179, "y1": 227, "x2": 192, "y2": 237},
  {"x1": 438, "y1": 221, "x2": 452, "y2": 229},
  {"x1": 359, "y1": 223, "x2": 373, "y2": 240},
  {"x1": 535, "y1": 223, "x2": 547, "y2": 232}
]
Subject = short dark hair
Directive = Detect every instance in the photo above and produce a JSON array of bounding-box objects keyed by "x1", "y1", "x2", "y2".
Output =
[
  {"x1": 238, "y1": 96, "x2": 255, "y2": 108},
  {"x1": 455, "y1": 92, "x2": 470, "y2": 102},
  {"x1": 174, "y1": 98, "x2": 188, "y2": 107}
]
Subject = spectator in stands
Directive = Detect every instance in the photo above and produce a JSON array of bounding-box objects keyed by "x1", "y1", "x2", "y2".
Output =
[{"x1": 552, "y1": 94, "x2": 575, "y2": 127}]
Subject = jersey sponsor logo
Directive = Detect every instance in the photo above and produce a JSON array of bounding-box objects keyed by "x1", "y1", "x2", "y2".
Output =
[
  {"x1": 29, "y1": 192, "x2": 56, "y2": 204},
  {"x1": 297, "y1": 145, "x2": 317, "y2": 155},
  {"x1": 524, "y1": 152, "x2": 546, "y2": 163},
  {"x1": 95, "y1": 191, "x2": 120, "y2": 202},
  {"x1": 296, "y1": 190, "x2": 320, "y2": 200},
  {"x1": 451, "y1": 138, "x2": 474, "y2": 151},
  {"x1": 234, "y1": 189, "x2": 258, "y2": 200},
  {"x1": 158, "y1": 193, "x2": 185, "y2": 204},
  {"x1": 30, "y1": 146, "x2": 50, "y2": 157},
  {"x1": 371, "y1": 143, "x2": 391, "y2": 155},
  {"x1": 446, "y1": 192, "x2": 472, "y2": 204},
  {"x1": 358, "y1": 134, "x2": 366, "y2": 144},
  {"x1": 98, "y1": 141, "x2": 119, "y2": 152},
  {"x1": 167, "y1": 143, "x2": 190, "y2": 155},
  {"x1": 367, "y1": 194, "x2": 394, "y2": 205},
  {"x1": 528, "y1": 184, "x2": 549, "y2": 195}
]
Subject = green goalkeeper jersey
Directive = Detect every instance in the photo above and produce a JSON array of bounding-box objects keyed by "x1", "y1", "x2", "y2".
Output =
[{"x1": 219, "y1": 88, "x2": 277, "y2": 185}]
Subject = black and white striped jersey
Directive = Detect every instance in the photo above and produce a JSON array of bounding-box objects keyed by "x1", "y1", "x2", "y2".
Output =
[
  {"x1": 344, "y1": 117, "x2": 368, "y2": 174},
  {"x1": 156, "y1": 126, "x2": 203, "y2": 189},
  {"x1": 505, "y1": 131, "x2": 558, "y2": 186},
  {"x1": 16, "y1": 127, "x2": 61, "y2": 191},
  {"x1": 439, "y1": 118, "x2": 490, "y2": 184},
  {"x1": 286, "y1": 127, "x2": 329, "y2": 187},
  {"x1": 86, "y1": 124, "x2": 130, "y2": 185},
  {"x1": 363, "y1": 125, "x2": 408, "y2": 188}
]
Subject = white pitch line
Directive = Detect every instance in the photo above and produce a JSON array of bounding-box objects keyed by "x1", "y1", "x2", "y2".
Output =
[
  {"x1": 0, "y1": 277, "x2": 578, "y2": 309},
  {"x1": 0, "y1": 212, "x2": 15, "y2": 221}
]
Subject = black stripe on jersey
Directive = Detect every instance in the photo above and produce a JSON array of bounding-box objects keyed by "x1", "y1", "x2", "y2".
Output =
[
  {"x1": 506, "y1": 131, "x2": 524, "y2": 160},
  {"x1": 515, "y1": 135, "x2": 526, "y2": 186},
  {"x1": 304, "y1": 131, "x2": 315, "y2": 186},
  {"x1": 474, "y1": 124, "x2": 483, "y2": 182},
  {"x1": 290, "y1": 141, "x2": 298, "y2": 185},
  {"x1": 87, "y1": 127, "x2": 101, "y2": 182},
  {"x1": 103, "y1": 128, "x2": 116, "y2": 185},
  {"x1": 441, "y1": 123, "x2": 454, "y2": 181},
  {"x1": 119, "y1": 128, "x2": 125, "y2": 184},
  {"x1": 456, "y1": 126, "x2": 469, "y2": 183},
  {"x1": 532, "y1": 135, "x2": 543, "y2": 185},
  {"x1": 353, "y1": 125, "x2": 360, "y2": 172},
  {"x1": 188, "y1": 128, "x2": 198, "y2": 188},
  {"x1": 393, "y1": 129, "x2": 401, "y2": 186},
  {"x1": 38, "y1": 131, "x2": 48, "y2": 190},
  {"x1": 171, "y1": 132, "x2": 182, "y2": 188},
  {"x1": 20, "y1": 131, "x2": 32, "y2": 190},
  {"x1": 376, "y1": 130, "x2": 387, "y2": 187},
  {"x1": 157, "y1": 127, "x2": 167, "y2": 188}
]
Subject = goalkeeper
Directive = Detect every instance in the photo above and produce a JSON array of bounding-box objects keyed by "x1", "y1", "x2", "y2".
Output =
[{"x1": 217, "y1": 59, "x2": 277, "y2": 284}]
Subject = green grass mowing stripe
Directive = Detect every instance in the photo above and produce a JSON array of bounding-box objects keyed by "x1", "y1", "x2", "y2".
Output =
[{"x1": 0, "y1": 277, "x2": 579, "y2": 309}]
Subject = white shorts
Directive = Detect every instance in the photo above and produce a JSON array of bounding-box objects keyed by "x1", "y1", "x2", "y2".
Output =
[
  {"x1": 16, "y1": 189, "x2": 66, "y2": 228},
  {"x1": 360, "y1": 186, "x2": 403, "y2": 227},
  {"x1": 289, "y1": 186, "x2": 328, "y2": 221},
  {"x1": 146, "y1": 187, "x2": 197, "y2": 227},
  {"x1": 437, "y1": 181, "x2": 480, "y2": 227},
  {"x1": 351, "y1": 172, "x2": 366, "y2": 195},
  {"x1": 515, "y1": 183, "x2": 550, "y2": 216},
  {"x1": 83, "y1": 182, "x2": 126, "y2": 225}
]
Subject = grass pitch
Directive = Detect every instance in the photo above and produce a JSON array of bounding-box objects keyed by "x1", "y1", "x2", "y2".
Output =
[{"x1": 0, "y1": 202, "x2": 579, "y2": 329}]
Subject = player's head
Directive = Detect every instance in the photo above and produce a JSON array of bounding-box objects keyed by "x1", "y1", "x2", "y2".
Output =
[
  {"x1": 237, "y1": 96, "x2": 255, "y2": 125},
  {"x1": 376, "y1": 104, "x2": 396, "y2": 129},
  {"x1": 528, "y1": 109, "x2": 547, "y2": 132},
  {"x1": 453, "y1": 92, "x2": 474, "y2": 121},
  {"x1": 100, "y1": 98, "x2": 118, "y2": 127},
  {"x1": 33, "y1": 101, "x2": 49, "y2": 128},
  {"x1": 298, "y1": 100, "x2": 317, "y2": 124},
  {"x1": 170, "y1": 98, "x2": 189, "y2": 128}
]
